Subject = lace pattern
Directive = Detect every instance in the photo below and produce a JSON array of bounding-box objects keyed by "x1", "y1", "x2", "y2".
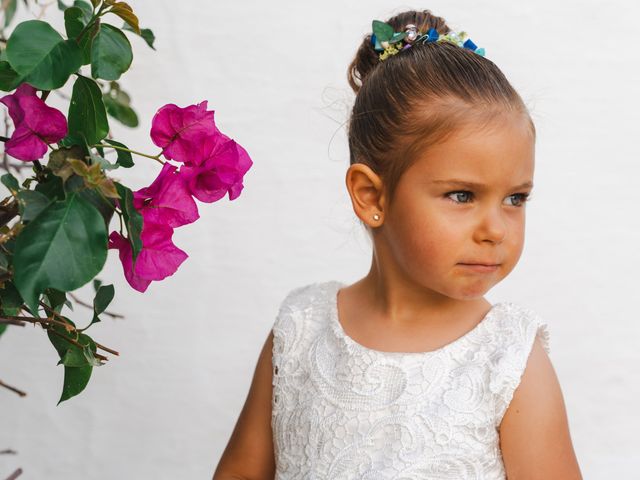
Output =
[{"x1": 271, "y1": 280, "x2": 550, "y2": 479}]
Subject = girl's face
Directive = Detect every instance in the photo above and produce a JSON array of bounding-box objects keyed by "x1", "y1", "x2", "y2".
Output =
[{"x1": 381, "y1": 113, "x2": 535, "y2": 301}]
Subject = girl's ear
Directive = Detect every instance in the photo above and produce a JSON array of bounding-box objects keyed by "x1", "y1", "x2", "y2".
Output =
[{"x1": 344, "y1": 163, "x2": 386, "y2": 226}]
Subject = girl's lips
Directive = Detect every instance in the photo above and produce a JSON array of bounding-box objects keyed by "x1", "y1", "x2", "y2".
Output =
[{"x1": 458, "y1": 263, "x2": 500, "y2": 272}]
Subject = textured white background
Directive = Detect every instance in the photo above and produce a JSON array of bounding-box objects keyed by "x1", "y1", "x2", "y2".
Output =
[{"x1": 1, "y1": 0, "x2": 638, "y2": 478}]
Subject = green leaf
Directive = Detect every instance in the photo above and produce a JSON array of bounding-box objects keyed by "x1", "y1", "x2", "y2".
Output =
[
  {"x1": 44, "y1": 288, "x2": 68, "y2": 313},
  {"x1": 0, "y1": 60, "x2": 24, "y2": 91},
  {"x1": 122, "y1": 23, "x2": 155, "y2": 50},
  {"x1": 372, "y1": 20, "x2": 394, "y2": 42},
  {"x1": 6, "y1": 20, "x2": 83, "y2": 90},
  {"x1": 63, "y1": 174, "x2": 116, "y2": 226},
  {"x1": 58, "y1": 364, "x2": 92, "y2": 404},
  {"x1": 93, "y1": 283, "x2": 113, "y2": 315},
  {"x1": 103, "y1": 94, "x2": 138, "y2": 127},
  {"x1": 67, "y1": 75, "x2": 109, "y2": 145},
  {"x1": 78, "y1": 18, "x2": 100, "y2": 65},
  {"x1": 61, "y1": 346, "x2": 88, "y2": 366},
  {"x1": 1, "y1": 172, "x2": 19, "y2": 193},
  {"x1": 57, "y1": 332, "x2": 98, "y2": 367},
  {"x1": 46, "y1": 318, "x2": 99, "y2": 403},
  {"x1": 114, "y1": 182, "x2": 142, "y2": 262},
  {"x1": 390, "y1": 32, "x2": 406, "y2": 43},
  {"x1": 16, "y1": 190, "x2": 53, "y2": 222},
  {"x1": 91, "y1": 24, "x2": 133, "y2": 81},
  {"x1": 12, "y1": 192, "x2": 108, "y2": 315},
  {"x1": 82, "y1": 283, "x2": 113, "y2": 329},
  {"x1": 0, "y1": 324, "x2": 7, "y2": 337},
  {"x1": 104, "y1": 139, "x2": 133, "y2": 167},
  {"x1": 88, "y1": 150, "x2": 118, "y2": 170},
  {"x1": 35, "y1": 173, "x2": 66, "y2": 201},
  {"x1": 73, "y1": 0, "x2": 93, "y2": 22},
  {"x1": 0, "y1": 281, "x2": 24, "y2": 316},
  {"x1": 64, "y1": 6, "x2": 86, "y2": 39},
  {"x1": 47, "y1": 316, "x2": 76, "y2": 358},
  {"x1": 2, "y1": 0, "x2": 18, "y2": 28}
]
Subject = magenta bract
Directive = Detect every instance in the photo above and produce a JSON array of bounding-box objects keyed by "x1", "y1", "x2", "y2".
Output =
[
  {"x1": 108, "y1": 221, "x2": 188, "y2": 293},
  {"x1": 0, "y1": 83, "x2": 68, "y2": 161},
  {"x1": 150, "y1": 100, "x2": 220, "y2": 166},
  {"x1": 180, "y1": 134, "x2": 253, "y2": 202},
  {"x1": 132, "y1": 161, "x2": 199, "y2": 228}
]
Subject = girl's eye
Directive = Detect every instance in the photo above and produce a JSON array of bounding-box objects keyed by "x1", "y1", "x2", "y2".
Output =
[
  {"x1": 445, "y1": 191, "x2": 532, "y2": 207},
  {"x1": 446, "y1": 191, "x2": 474, "y2": 203},
  {"x1": 505, "y1": 193, "x2": 531, "y2": 207}
]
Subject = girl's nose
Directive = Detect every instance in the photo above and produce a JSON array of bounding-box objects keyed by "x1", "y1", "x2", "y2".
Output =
[{"x1": 474, "y1": 206, "x2": 507, "y2": 244}]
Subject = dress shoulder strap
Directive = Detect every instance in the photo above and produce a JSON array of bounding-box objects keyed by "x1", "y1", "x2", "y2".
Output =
[
  {"x1": 271, "y1": 282, "x2": 332, "y2": 380},
  {"x1": 488, "y1": 302, "x2": 551, "y2": 428}
]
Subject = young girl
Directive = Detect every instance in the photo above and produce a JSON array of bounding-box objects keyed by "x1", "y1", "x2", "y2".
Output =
[{"x1": 214, "y1": 9, "x2": 582, "y2": 480}]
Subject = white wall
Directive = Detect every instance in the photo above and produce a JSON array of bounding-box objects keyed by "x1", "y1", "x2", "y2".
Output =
[{"x1": 1, "y1": 0, "x2": 638, "y2": 478}]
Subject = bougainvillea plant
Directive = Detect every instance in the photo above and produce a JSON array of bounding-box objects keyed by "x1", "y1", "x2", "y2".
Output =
[{"x1": 0, "y1": 0, "x2": 252, "y2": 409}]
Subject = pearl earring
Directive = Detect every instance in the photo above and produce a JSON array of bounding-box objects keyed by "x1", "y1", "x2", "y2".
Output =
[{"x1": 373, "y1": 213, "x2": 380, "y2": 221}]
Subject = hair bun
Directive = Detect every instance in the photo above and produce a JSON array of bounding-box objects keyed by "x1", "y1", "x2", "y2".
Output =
[{"x1": 347, "y1": 9, "x2": 451, "y2": 94}]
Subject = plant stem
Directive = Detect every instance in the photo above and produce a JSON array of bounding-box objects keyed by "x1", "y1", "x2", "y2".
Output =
[
  {"x1": 0, "y1": 379, "x2": 26, "y2": 397},
  {"x1": 39, "y1": 301, "x2": 120, "y2": 357},
  {"x1": 75, "y1": 2, "x2": 107, "y2": 46},
  {"x1": 46, "y1": 327, "x2": 109, "y2": 362},
  {"x1": 5, "y1": 467, "x2": 24, "y2": 480},
  {"x1": 0, "y1": 318, "x2": 25, "y2": 326},
  {"x1": 94, "y1": 143, "x2": 165, "y2": 165},
  {"x1": 95, "y1": 342, "x2": 119, "y2": 356},
  {"x1": 0, "y1": 314, "x2": 71, "y2": 330}
]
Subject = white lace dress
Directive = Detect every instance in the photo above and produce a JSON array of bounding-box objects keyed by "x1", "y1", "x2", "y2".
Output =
[{"x1": 271, "y1": 280, "x2": 550, "y2": 479}]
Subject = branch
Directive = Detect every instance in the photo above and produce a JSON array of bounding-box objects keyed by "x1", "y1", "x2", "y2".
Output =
[
  {"x1": 4, "y1": 467, "x2": 23, "y2": 480},
  {"x1": 45, "y1": 327, "x2": 109, "y2": 362},
  {"x1": 0, "y1": 318, "x2": 25, "y2": 326},
  {"x1": 38, "y1": 301, "x2": 120, "y2": 357},
  {"x1": 0, "y1": 379, "x2": 27, "y2": 397},
  {"x1": 1, "y1": 314, "x2": 73, "y2": 331}
]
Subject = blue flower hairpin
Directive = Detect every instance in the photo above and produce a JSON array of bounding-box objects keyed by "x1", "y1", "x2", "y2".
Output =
[{"x1": 370, "y1": 20, "x2": 486, "y2": 61}]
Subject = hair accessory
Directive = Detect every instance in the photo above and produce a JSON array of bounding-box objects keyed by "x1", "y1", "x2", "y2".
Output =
[{"x1": 370, "y1": 19, "x2": 486, "y2": 61}]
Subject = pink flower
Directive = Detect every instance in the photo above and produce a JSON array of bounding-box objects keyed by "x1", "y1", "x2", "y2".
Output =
[
  {"x1": 108, "y1": 220, "x2": 188, "y2": 293},
  {"x1": 0, "y1": 83, "x2": 68, "y2": 161},
  {"x1": 150, "y1": 101, "x2": 220, "y2": 165},
  {"x1": 133, "y1": 161, "x2": 199, "y2": 228},
  {"x1": 179, "y1": 133, "x2": 252, "y2": 202}
]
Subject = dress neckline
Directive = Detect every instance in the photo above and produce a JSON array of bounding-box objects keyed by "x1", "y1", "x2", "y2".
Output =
[{"x1": 326, "y1": 280, "x2": 505, "y2": 356}]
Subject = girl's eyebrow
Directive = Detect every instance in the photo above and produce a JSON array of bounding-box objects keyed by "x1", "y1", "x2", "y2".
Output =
[{"x1": 430, "y1": 179, "x2": 534, "y2": 190}]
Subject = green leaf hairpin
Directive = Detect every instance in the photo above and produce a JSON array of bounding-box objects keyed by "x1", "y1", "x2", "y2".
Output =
[{"x1": 371, "y1": 20, "x2": 486, "y2": 61}]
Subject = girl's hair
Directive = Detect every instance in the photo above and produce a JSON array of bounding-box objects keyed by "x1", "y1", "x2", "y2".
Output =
[{"x1": 346, "y1": 9, "x2": 535, "y2": 220}]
